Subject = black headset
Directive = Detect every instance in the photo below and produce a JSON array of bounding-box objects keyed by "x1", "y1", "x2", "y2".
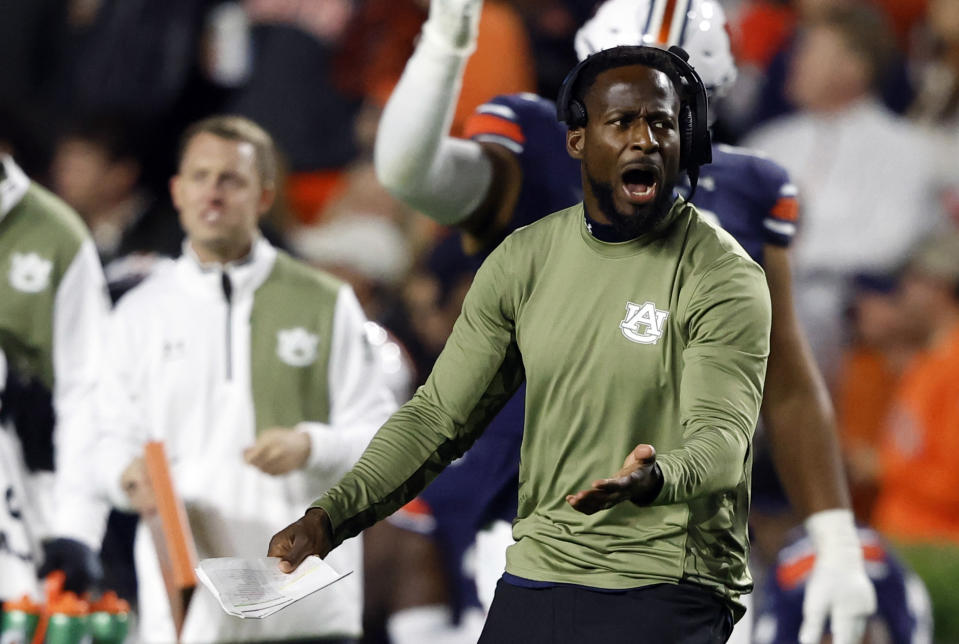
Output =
[{"x1": 556, "y1": 45, "x2": 712, "y2": 192}]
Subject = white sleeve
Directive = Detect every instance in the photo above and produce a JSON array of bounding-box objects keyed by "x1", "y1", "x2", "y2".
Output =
[
  {"x1": 296, "y1": 286, "x2": 397, "y2": 481},
  {"x1": 373, "y1": 25, "x2": 493, "y2": 225},
  {"x1": 93, "y1": 299, "x2": 152, "y2": 513},
  {"x1": 49, "y1": 239, "x2": 112, "y2": 548}
]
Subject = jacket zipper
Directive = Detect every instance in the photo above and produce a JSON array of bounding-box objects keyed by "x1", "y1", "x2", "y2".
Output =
[{"x1": 221, "y1": 272, "x2": 233, "y2": 381}]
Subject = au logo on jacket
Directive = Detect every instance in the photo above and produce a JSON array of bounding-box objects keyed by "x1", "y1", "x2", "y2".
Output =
[
  {"x1": 276, "y1": 327, "x2": 320, "y2": 367},
  {"x1": 620, "y1": 301, "x2": 669, "y2": 345},
  {"x1": 9, "y1": 252, "x2": 52, "y2": 293}
]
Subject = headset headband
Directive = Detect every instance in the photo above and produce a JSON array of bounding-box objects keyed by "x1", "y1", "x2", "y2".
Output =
[{"x1": 557, "y1": 45, "x2": 702, "y2": 124}]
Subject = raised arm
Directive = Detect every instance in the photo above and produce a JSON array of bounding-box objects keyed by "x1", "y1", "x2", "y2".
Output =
[{"x1": 373, "y1": 0, "x2": 522, "y2": 246}]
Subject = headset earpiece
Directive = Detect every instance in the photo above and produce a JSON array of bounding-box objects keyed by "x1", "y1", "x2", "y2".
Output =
[
  {"x1": 568, "y1": 99, "x2": 587, "y2": 128},
  {"x1": 556, "y1": 60, "x2": 590, "y2": 127},
  {"x1": 679, "y1": 103, "x2": 694, "y2": 170},
  {"x1": 668, "y1": 45, "x2": 712, "y2": 171}
]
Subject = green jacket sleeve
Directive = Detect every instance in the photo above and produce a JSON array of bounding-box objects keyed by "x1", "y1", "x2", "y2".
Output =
[
  {"x1": 654, "y1": 254, "x2": 771, "y2": 504},
  {"x1": 312, "y1": 237, "x2": 525, "y2": 547}
]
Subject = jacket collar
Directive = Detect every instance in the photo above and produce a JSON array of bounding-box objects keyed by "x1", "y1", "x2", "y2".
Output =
[
  {"x1": 0, "y1": 155, "x2": 30, "y2": 224},
  {"x1": 176, "y1": 236, "x2": 277, "y2": 298}
]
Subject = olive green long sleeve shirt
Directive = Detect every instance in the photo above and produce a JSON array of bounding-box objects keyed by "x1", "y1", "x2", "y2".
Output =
[{"x1": 313, "y1": 199, "x2": 771, "y2": 612}]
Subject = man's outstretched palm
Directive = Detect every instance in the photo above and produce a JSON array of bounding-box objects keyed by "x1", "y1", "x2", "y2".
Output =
[{"x1": 566, "y1": 443, "x2": 663, "y2": 514}]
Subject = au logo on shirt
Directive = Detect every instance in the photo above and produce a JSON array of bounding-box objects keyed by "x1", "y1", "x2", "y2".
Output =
[
  {"x1": 276, "y1": 327, "x2": 320, "y2": 367},
  {"x1": 9, "y1": 252, "x2": 53, "y2": 293},
  {"x1": 620, "y1": 301, "x2": 669, "y2": 345}
]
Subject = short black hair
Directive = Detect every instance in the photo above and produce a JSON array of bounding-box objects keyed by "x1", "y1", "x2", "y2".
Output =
[{"x1": 570, "y1": 47, "x2": 688, "y2": 124}]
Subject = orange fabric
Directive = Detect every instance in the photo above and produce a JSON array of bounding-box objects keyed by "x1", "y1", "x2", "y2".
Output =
[
  {"x1": 769, "y1": 196, "x2": 799, "y2": 222},
  {"x1": 462, "y1": 113, "x2": 526, "y2": 144},
  {"x1": 286, "y1": 170, "x2": 347, "y2": 225},
  {"x1": 836, "y1": 349, "x2": 899, "y2": 450},
  {"x1": 731, "y1": 3, "x2": 796, "y2": 70},
  {"x1": 874, "y1": 323, "x2": 959, "y2": 543}
]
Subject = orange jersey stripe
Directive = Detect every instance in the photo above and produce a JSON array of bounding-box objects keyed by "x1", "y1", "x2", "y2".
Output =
[
  {"x1": 863, "y1": 543, "x2": 885, "y2": 563},
  {"x1": 770, "y1": 196, "x2": 799, "y2": 222},
  {"x1": 778, "y1": 542, "x2": 886, "y2": 590},
  {"x1": 777, "y1": 553, "x2": 815, "y2": 590},
  {"x1": 463, "y1": 113, "x2": 526, "y2": 145},
  {"x1": 400, "y1": 496, "x2": 434, "y2": 518},
  {"x1": 657, "y1": 0, "x2": 680, "y2": 44}
]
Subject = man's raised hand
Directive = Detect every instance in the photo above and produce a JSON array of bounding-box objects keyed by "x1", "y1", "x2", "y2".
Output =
[{"x1": 423, "y1": 0, "x2": 483, "y2": 52}]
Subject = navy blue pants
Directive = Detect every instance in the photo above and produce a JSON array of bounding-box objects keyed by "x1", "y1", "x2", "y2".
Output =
[{"x1": 479, "y1": 580, "x2": 734, "y2": 643}]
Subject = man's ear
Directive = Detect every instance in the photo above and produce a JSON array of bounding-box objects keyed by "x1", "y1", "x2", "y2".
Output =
[
  {"x1": 257, "y1": 184, "x2": 277, "y2": 217},
  {"x1": 566, "y1": 128, "x2": 585, "y2": 160}
]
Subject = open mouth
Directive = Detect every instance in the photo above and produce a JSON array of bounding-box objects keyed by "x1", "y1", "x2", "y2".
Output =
[{"x1": 621, "y1": 167, "x2": 658, "y2": 204}]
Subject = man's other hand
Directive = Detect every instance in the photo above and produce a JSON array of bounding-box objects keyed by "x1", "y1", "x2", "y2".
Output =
[
  {"x1": 268, "y1": 508, "x2": 333, "y2": 573},
  {"x1": 566, "y1": 444, "x2": 663, "y2": 514},
  {"x1": 244, "y1": 427, "x2": 311, "y2": 476},
  {"x1": 799, "y1": 510, "x2": 877, "y2": 644},
  {"x1": 38, "y1": 537, "x2": 104, "y2": 594},
  {"x1": 425, "y1": 0, "x2": 483, "y2": 51},
  {"x1": 121, "y1": 456, "x2": 156, "y2": 515}
]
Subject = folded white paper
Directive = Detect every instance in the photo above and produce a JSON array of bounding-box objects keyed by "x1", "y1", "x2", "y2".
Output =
[{"x1": 195, "y1": 556, "x2": 351, "y2": 619}]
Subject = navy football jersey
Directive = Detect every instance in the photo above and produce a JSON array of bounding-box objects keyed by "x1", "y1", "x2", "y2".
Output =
[
  {"x1": 391, "y1": 93, "x2": 802, "y2": 615},
  {"x1": 754, "y1": 527, "x2": 932, "y2": 644},
  {"x1": 680, "y1": 143, "x2": 799, "y2": 265}
]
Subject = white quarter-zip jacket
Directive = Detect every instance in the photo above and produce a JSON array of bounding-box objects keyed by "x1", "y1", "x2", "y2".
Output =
[{"x1": 96, "y1": 237, "x2": 396, "y2": 642}]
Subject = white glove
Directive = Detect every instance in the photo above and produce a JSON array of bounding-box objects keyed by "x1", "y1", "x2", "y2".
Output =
[
  {"x1": 422, "y1": 0, "x2": 483, "y2": 53},
  {"x1": 799, "y1": 509, "x2": 877, "y2": 644}
]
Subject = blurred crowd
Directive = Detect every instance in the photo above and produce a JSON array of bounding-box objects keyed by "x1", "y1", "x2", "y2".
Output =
[{"x1": 2, "y1": 0, "x2": 959, "y2": 642}]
